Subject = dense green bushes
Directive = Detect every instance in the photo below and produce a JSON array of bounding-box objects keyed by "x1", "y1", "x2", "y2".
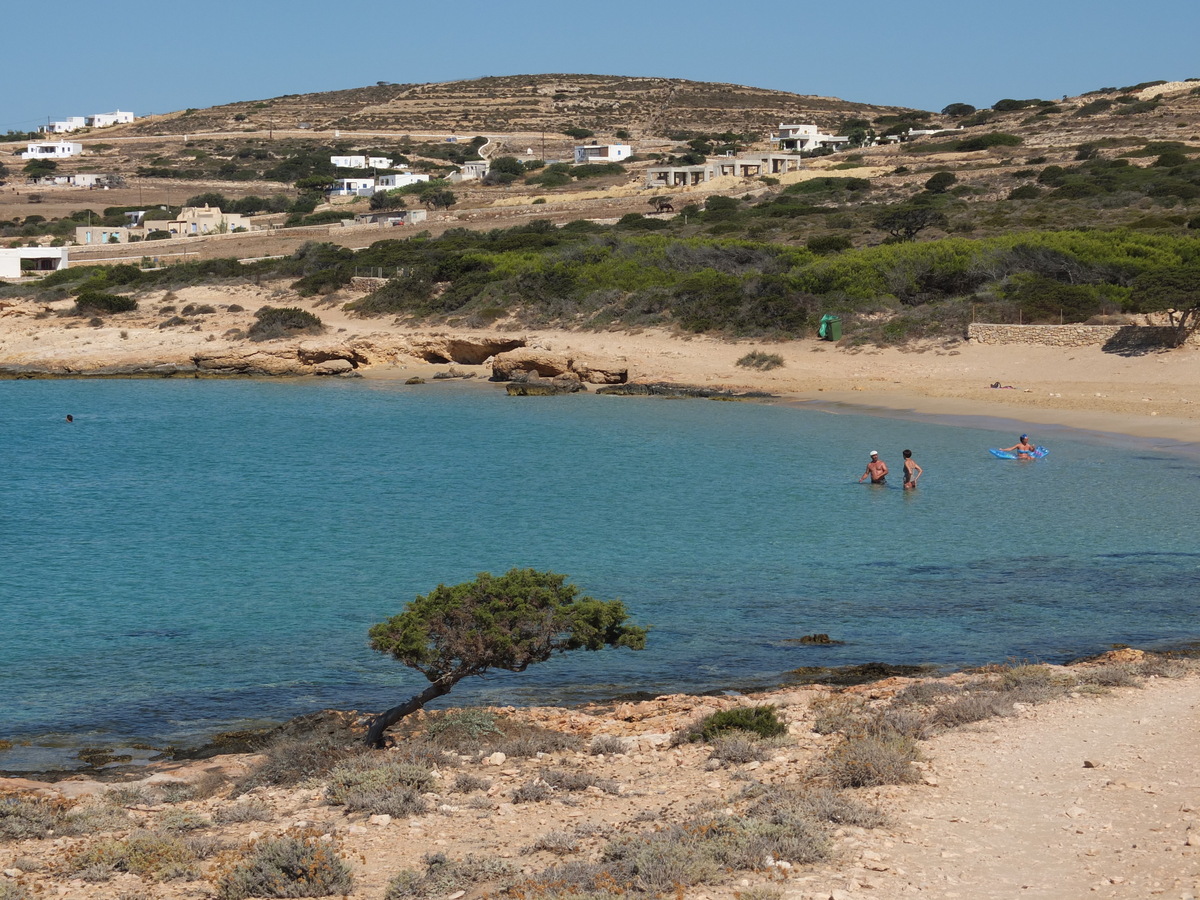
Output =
[
  {"x1": 73, "y1": 291, "x2": 138, "y2": 314},
  {"x1": 247, "y1": 307, "x2": 324, "y2": 341}
]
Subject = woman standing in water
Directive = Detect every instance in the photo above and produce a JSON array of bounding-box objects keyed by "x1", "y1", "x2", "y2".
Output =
[{"x1": 902, "y1": 449, "x2": 922, "y2": 490}]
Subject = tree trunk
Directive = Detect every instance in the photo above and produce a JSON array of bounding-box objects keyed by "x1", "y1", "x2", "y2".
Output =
[{"x1": 364, "y1": 678, "x2": 456, "y2": 748}]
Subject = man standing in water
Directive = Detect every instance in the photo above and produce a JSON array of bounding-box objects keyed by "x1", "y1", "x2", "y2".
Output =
[{"x1": 858, "y1": 450, "x2": 888, "y2": 484}]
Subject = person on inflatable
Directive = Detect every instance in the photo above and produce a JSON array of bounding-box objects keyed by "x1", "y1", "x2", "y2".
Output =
[{"x1": 999, "y1": 434, "x2": 1037, "y2": 459}]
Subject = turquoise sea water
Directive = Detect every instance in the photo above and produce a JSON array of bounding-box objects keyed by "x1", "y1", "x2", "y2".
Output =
[{"x1": 2, "y1": 378, "x2": 1198, "y2": 770}]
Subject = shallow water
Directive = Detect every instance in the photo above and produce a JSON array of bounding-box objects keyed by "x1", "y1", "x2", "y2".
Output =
[{"x1": 2, "y1": 378, "x2": 1198, "y2": 769}]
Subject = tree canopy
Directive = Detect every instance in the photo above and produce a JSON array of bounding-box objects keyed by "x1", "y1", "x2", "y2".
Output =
[
  {"x1": 1129, "y1": 266, "x2": 1200, "y2": 346},
  {"x1": 872, "y1": 203, "x2": 948, "y2": 242},
  {"x1": 365, "y1": 568, "x2": 646, "y2": 746}
]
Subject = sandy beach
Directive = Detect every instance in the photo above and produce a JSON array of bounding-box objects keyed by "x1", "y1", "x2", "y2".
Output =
[{"x1": 2, "y1": 280, "x2": 1199, "y2": 448}]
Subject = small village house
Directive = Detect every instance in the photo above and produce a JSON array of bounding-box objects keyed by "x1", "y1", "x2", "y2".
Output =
[
  {"x1": 160, "y1": 205, "x2": 253, "y2": 236},
  {"x1": 573, "y1": 143, "x2": 632, "y2": 164},
  {"x1": 42, "y1": 117, "x2": 87, "y2": 134},
  {"x1": 0, "y1": 247, "x2": 69, "y2": 279},
  {"x1": 21, "y1": 141, "x2": 83, "y2": 159},
  {"x1": 376, "y1": 172, "x2": 429, "y2": 190},
  {"x1": 331, "y1": 155, "x2": 396, "y2": 170},
  {"x1": 330, "y1": 177, "x2": 376, "y2": 197},
  {"x1": 85, "y1": 110, "x2": 135, "y2": 128},
  {"x1": 769, "y1": 123, "x2": 850, "y2": 153}
]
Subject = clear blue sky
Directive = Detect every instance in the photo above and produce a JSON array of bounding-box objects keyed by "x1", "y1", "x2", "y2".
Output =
[{"x1": 5, "y1": 0, "x2": 1198, "y2": 131}]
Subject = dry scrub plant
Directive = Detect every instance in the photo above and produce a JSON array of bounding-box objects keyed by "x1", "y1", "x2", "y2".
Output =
[
  {"x1": 383, "y1": 852, "x2": 516, "y2": 900},
  {"x1": 323, "y1": 755, "x2": 434, "y2": 817},
  {"x1": 62, "y1": 829, "x2": 202, "y2": 882},
  {"x1": 214, "y1": 831, "x2": 353, "y2": 899}
]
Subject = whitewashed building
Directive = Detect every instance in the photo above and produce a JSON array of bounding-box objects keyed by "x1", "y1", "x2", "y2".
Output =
[
  {"x1": 573, "y1": 143, "x2": 632, "y2": 164},
  {"x1": 376, "y1": 172, "x2": 429, "y2": 190},
  {"x1": 330, "y1": 177, "x2": 376, "y2": 197},
  {"x1": 448, "y1": 160, "x2": 489, "y2": 182},
  {"x1": 331, "y1": 155, "x2": 395, "y2": 170},
  {"x1": 22, "y1": 141, "x2": 83, "y2": 159},
  {"x1": 0, "y1": 247, "x2": 69, "y2": 279},
  {"x1": 86, "y1": 110, "x2": 136, "y2": 128},
  {"x1": 43, "y1": 117, "x2": 87, "y2": 134},
  {"x1": 769, "y1": 124, "x2": 850, "y2": 153}
]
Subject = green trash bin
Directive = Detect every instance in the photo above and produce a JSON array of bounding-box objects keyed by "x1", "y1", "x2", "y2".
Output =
[{"x1": 818, "y1": 314, "x2": 842, "y2": 341}]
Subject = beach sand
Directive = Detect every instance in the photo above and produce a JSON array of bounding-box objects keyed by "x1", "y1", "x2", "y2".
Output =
[{"x1": 2, "y1": 280, "x2": 1199, "y2": 446}]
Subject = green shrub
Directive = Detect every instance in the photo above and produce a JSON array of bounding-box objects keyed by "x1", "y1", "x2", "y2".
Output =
[
  {"x1": 215, "y1": 833, "x2": 353, "y2": 899},
  {"x1": 924, "y1": 171, "x2": 957, "y2": 194},
  {"x1": 806, "y1": 233, "x2": 853, "y2": 255},
  {"x1": 954, "y1": 132, "x2": 1023, "y2": 152},
  {"x1": 424, "y1": 708, "x2": 502, "y2": 744},
  {"x1": 234, "y1": 733, "x2": 361, "y2": 793},
  {"x1": 74, "y1": 291, "x2": 137, "y2": 314},
  {"x1": 736, "y1": 351, "x2": 784, "y2": 370},
  {"x1": 1008, "y1": 184, "x2": 1042, "y2": 200},
  {"x1": 247, "y1": 306, "x2": 323, "y2": 341},
  {"x1": 678, "y1": 705, "x2": 787, "y2": 743},
  {"x1": 345, "y1": 274, "x2": 435, "y2": 316}
]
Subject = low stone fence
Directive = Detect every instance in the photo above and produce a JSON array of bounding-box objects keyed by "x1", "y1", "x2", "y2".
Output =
[{"x1": 967, "y1": 323, "x2": 1195, "y2": 349}]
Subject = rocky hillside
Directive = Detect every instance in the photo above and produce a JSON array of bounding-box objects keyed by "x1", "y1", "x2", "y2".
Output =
[{"x1": 115, "y1": 74, "x2": 914, "y2": 139}]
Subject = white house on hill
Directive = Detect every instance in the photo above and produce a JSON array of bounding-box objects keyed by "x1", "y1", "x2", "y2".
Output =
[
  {"x1": 376, "y1": 172, "x2": 429, "y2": 190},
  {"x1": 22, "y1": 141, "x2": 83, "y2": 159},
  {"x1": 43, "y1": 117, "x2": 87, "y2": 134},
  {"x1": 330, "y1": 177, "x2": 376, "y2": 197},
  {"x1": 0, "y1": 247, "x2": 69, "y2": 279},
  {"x1": 331, "y1": 155, "x2": 396, "y2": 170},
  {"x1": 573, "y1": 143, "x2": 632, "y2": 164},
  {"x1": 86, "y1": 110, "x2": 135, "y2": 128},
  {"x1": 769, "y1": 124, "x2": 850, "y2": 153}
]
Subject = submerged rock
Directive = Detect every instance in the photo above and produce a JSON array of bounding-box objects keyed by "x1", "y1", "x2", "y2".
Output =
[
  {"x1": 785, "y1": 662, "x2": 937, "y2": 686},
  {"x1": 596, "y1": 382, "x2": 773, "y2": 400}
]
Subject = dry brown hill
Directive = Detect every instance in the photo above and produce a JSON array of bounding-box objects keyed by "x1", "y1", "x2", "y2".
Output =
[{"x1": 118, "y1": 73, "x2": 914, "y2": 138}]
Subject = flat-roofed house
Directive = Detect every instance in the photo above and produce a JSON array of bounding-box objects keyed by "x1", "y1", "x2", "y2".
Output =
[
  {"x1": 573, "y1": 143, "x2": 632, "y2": 164},
  {"x1": 161, "y1": 205, "x2": 252, "y2": 236},
  {"x1": 0, "y1": 247, "x2": 69, "y2": 279},
  {"x1": 85, "y1": 110, "x2": 135, "y2": 128},
  {"x1": 43, "y1": 117, "x2": 86, "y2": 134},
  {"x1": 376, "y1": 172, "x2": 430, "y2": 190},
  {"x1": 330, "y1": 177, "x2": 376, "y2": 197},
  {"x1": 769, "y1": 124, "x2": 849, "y2": 153},
  {"x1": 22, "y1": 141, "x2": 83, "y2": 159}
]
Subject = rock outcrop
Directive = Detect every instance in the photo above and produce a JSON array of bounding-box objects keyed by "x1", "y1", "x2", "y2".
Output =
[
  {"x1": 491, "y1": 348, "x2": 628, "y2": 384},
  {"x1": 193, "y1": 342, "x2": 368, "y2": 376},
  {"x1": 408, "y1": 335, "x2": 526, "y2": 365},
  {"x1": 506, "y1": 372, "x2": 587, "y2": 395}
]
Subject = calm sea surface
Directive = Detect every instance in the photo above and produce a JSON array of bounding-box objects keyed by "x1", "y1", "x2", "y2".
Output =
[{"x1": 2, "y1": 378, "x2": 1198, "y2": 770}]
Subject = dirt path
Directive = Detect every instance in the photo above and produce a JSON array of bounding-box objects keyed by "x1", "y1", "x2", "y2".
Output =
[{"x1": 797, "y1": 676, "x2": 1200, "y2": 899}]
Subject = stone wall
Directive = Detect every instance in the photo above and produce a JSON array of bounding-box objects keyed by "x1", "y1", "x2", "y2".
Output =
[{"x1": 967, "y1": 323, "x2": 1195, "y2": 349}]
